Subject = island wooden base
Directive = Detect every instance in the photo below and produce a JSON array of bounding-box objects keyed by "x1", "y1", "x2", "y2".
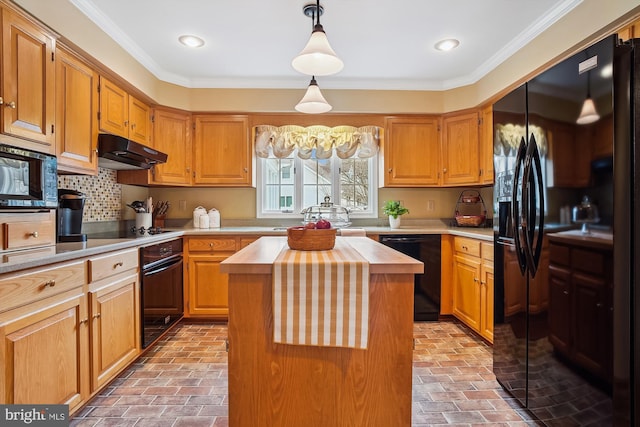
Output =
[{"x1": 227, "y1": 271, "x2": 414, "y2": 427}]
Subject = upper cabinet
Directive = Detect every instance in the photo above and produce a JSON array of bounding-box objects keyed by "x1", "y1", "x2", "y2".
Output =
[
  {"x1": 192, "y1": 114, "x2": 251, "y2": 186},
  {"x1": 98, "y1": 76, "x2": 151, "y2": 145},
  {"x1": 1, "y1": 7, "x2": 55, "y2": 154},
  {"x1": 383, "y1": 116, "x2": 440, "y2": 187},
  {"x1": 55, "y1": 46, "x2": 99, "y2": 175},
  {"x1": 441, "y1": 111, "x2": 481, "y2": 186}
]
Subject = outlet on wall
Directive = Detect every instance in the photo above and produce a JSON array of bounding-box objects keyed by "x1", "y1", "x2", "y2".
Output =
[
  {"x1": 179, "y1": 200, "x2": 187, "y2": 211},
  {"x1": 427, "y1": 200, "x2": 435, "y2": 211}
]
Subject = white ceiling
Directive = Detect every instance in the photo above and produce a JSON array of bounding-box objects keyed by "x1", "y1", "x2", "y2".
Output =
[{"x1": 21, "y1": 0, "x2": 583, "y2": 91}]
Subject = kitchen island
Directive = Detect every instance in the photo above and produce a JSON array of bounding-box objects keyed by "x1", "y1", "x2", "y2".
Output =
[{"x1": 220, "y1": 236, "x2": 423, "y2": 427}]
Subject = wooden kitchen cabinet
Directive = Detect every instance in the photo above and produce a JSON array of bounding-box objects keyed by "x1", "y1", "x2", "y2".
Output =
[
  {"x1": 55, "y1": 46, "x2": 99, "y2": 175},
  {"x1": 382, "y1": 116, "x2": 440, "y2": 186},
  {"x1": 452, "y1": 237, "x2": 493, "y2": 342},
  {"x1": 441, "y1": 111, "x2": 481, "y2": 186},
  {"x1": 547, "y1": 238, "x2": 613, "y2": 383},
  {"x1": 98, "y1": 76, "x2": 151, "y2": 145},
  {"x1": 479, "y1": 104, "x2": 494, "y2": 184},
  {"x1": 192, "y1": 114, "x2": 251, "y2": 186},
  {"x1": 1, "y1": 6, "x2": 55, "y2": 153},
  {"x1": 0, "y1": 211, "x2": 56, "y2": 252},
  {"x1": 0, "y1": 260, "x2": 89, "y2": 413},
  {"x1": 87, "y1": 248, "x2": 140, "y2": 391},
  {"x1": 117, "y1": 107, "x2": 193, "y2": 186}
]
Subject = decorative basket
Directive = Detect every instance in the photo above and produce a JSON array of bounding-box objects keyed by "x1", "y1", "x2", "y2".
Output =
[
  {"x1": 454, "y1": 190, "x2": 487, "y2": 228},
  {"x1": 287, "y1": 227, "x2": 337, "y2": 251}
]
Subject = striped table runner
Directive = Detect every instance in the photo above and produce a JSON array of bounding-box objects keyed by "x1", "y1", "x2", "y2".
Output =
[{"x1": 272, "y1": 240, "x2": 369, "y2": 349}]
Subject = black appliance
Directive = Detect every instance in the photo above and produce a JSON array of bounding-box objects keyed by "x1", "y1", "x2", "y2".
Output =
[
  {"x1": 57, "y1": 189, "x2": 87, "y2": 242},
  {"x1": 493, "y1": 34, "x2": 636, "y2": 425},
  {"x1": 97, "y1": 133, "x2": 168, "y2": 170},
  {"x1": 379, "y1": 234, "x2": 441, "y2": 321},
  {"x1": 140, "y1": 238, "x2": 183, "y2": 348},
  {"x1": 0, "y1": 144, "x2": 57, "y2": 209}
]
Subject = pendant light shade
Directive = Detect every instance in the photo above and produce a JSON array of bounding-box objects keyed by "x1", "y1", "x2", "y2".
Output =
[
  {"x1": 576, "y1": 97, "x2": 600, "y2": 124},
  {"x1": 291, "y1": 1, "x2": 343, "y2": 76},
  {"x1": 295, "y1": 77, "x2": 332, "y2": 114},
  {"x1": 292, "y1": 24, "x2": 343, "y2": 76}
]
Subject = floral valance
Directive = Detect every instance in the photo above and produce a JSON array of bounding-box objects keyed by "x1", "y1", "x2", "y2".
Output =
[
  {"x1": 254, "y1": 125, "x2": 380, "y2": 159},
  {"x1": 494, "y1": 123, "x2": 547, "y2": 156}
]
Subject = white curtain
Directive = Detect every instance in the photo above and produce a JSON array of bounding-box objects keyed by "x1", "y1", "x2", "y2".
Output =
[{"x1": 255, "y1": 125, "x2": 380, "y2": 159}]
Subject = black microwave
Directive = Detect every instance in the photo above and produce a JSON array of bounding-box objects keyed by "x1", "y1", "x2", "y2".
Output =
[{"x1": 0, "y1": 144, "x2": 57, "y2": 209}]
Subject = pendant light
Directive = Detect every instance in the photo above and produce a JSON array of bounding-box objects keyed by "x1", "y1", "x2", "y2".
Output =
[
  {"x1": 295, "y1": 76, "x2": 332, "y2": 114},
  {"x1": 576, "y1": 71, "x2": 600, "y2": 125},
  {"x1": 291, "y1": 1, "x2": 343, "y2": 76}
]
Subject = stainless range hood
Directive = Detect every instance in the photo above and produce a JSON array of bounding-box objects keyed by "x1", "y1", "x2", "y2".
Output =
[{"x1": 98, "y1": 134, "x2": 168, "y2": 170}]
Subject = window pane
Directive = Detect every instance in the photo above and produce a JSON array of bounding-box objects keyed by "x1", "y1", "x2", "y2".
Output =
[{"x1": 340, "y1": 158, "x2": 369, "y2": 212}]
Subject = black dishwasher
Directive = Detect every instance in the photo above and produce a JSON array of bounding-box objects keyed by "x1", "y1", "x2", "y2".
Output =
[{"x1": 379, "y1": 235, "x2": 441, "y2": 321}]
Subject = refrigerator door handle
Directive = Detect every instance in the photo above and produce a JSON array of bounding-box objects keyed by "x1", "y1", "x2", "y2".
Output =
[
  {"x1": 511, "y1": 136, "x2": 528, "y2": 275},
  {"x1": 522, "y1": 133, "x2": 545, "y2": 277}
]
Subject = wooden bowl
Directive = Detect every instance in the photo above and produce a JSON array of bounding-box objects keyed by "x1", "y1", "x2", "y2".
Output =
[{"x1": 287, "y1": 227, "x2": 336, "y2": 251}]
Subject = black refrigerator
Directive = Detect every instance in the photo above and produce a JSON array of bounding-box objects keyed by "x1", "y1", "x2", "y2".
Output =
[{"x1": 493, "y1": 34, "x2": 637, "y2": 426}]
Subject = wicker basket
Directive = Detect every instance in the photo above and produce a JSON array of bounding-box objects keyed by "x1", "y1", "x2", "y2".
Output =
[
  {"x1": 454, "y1": 190, "x2": 487, "y2": 228},
  {"x1": 287, "y1": 227, "x2": 336, "y2": 251},
  {"x1": 454, "y1": 214, "x2": 486, "y2": 227}
]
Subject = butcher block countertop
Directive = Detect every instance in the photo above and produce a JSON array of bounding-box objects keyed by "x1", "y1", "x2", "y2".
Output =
[{"x1": 219, "y1": 236, "x2": 424, "y2": 275}]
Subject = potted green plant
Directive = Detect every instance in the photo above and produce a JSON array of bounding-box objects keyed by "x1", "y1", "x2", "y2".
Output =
[{"x1": 382, "y1": 200, "x2": 409, "y2": 229}]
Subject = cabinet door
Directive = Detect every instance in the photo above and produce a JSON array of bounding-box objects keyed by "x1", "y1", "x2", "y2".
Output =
[
  {"x1": 383, "y1": 116, "x2": 440, "y2": 186},
  {"x1": 1, "y1": 9, "x2": 55, "y2": 152},
  {"x1": 0, "y1": 292, "x2": 89, "y2": 412},
  {"x1": 98, "y1": 76, "x2": 129, "y2": 138},
  {"x1": 572, "y1": 272, "x2": 609, "y2": 379},
  {"x1": 151, "y1": 108, "x2": 192, "y2": 185},
  {"x1": 187, "y1": 254, "x2": 230, "y2": 317},
  {"x1": 479, "y1": 105, "x2": 494, "y2": 184},
  {"x1": 441, "y1": 112, "x2": 480, "y2": 185},
  {"x1": 56, "y1": 48, "x2": 99, "y2": 175},
  {"x1": 193, "y1": 115, "x2": 251, "y2": 186},
  {"x1": 128, "y1": 95, "x2": 151, "y2": 144},
  {"x1": 548, "y1": 265, "x2": 572, "y2": 355},
  {"x1": 89, "y1": 274, "x2": 140, "y2": 391},
  {"x1": 452, "y1": 254, "x2": 481, "y2": 331},
  {"x1": 480, "y1": 257, "x2": 494, "y2": 343}
]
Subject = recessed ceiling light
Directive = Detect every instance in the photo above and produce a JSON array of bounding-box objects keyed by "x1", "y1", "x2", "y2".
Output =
[
  {"x1": 178, "y1": 35, "x2": 205, "y2": 48},
  {"x1": 434, "y1": 39, "x2": 460, "y2": 52}
]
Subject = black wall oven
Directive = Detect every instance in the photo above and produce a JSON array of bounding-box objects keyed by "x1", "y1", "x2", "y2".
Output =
[{"x1": 140, "y1": 238, "x2": 184, "y2": 348}]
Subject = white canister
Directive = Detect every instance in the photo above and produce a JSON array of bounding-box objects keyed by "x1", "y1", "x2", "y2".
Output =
[
  {"x1": 193, "y1": 206, "x2": 207, "y2": 228},
  {"x1": 198, "y1": 214, "x2": 210, "y2": 228},
  {"x1": 208, "y1": 208, "x2": 220, "y2": 228}
]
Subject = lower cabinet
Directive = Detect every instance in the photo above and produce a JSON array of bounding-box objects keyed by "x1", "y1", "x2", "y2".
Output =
[
  {"x1": 451, "y1": 237, "x2": 494, "y2": 342},
  {"x1": 0, "y1": 248, "x2": 141, "y2": 415},
  {"x1": 185, "y1": 236, "x2": 260, "y2": 319},
  {"x1": 547, "y1": 239, "x2": 612, "y2": 383}
]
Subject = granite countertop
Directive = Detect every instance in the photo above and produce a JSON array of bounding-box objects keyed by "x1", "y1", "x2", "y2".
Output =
[{"x1": 0, "y1": 221, "x2": 493, "y2": 275}]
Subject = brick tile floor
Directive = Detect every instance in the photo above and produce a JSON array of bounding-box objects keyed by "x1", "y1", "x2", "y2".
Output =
[{"x1": 71, "y1": 320, "x2": 541, "y2": 426}]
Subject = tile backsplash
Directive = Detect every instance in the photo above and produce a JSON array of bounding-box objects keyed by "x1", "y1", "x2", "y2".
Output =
[{"x1": 58, "y1": 168, "x2": 122, "y2": 222}]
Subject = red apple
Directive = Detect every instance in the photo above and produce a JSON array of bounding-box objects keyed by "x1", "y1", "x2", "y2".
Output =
[
  {"x1": 304, "y1": 222, "x2": 316, "y2": 229},
  {"x1": 315, "y1": 219, "x2": 331, "y2": 229}
]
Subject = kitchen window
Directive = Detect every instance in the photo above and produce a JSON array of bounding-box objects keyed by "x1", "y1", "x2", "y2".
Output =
[{"x1": 256, "y1": 151, "x2": 378, "y2": 219}]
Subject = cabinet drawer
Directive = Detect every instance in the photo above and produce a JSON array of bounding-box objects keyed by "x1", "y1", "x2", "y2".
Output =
[
  {"x1": 481, "y1": 242, "x2": 494, "y2": 261},
  {"x1": 454, "y1": 237, "x2": 481, "y2": 257},
  {"x1": 188, "y1": 238, "x2": 237, "y2": 252},
  {"x1": 549, "y1": 243, "x2": 570, "y2": 266},
  {"x1": 88, "y1": 248, "x2": 139, "y2": 283},
  {"x1": 571, "y1": 248, "x2": 607, "y2": 276},
  {"x1": 3, "y1": 217, "x2": 56, "y2": 250},
  {"x1": 0, "y1": 260, "x2": 86, "y2": 313}
]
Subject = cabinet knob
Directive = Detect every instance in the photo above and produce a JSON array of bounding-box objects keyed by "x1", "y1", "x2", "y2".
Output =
[
  {"x1": 244, "y1": 167, "x2": 248, "y2": 173},
  {"x1": 388, "y1": 168, "x2": 392, "y2": 173},
  {"x1": 563, "y1": 290, "x2": 569, "y2": 295},
  {"x1": 79, "y1": 319, "x2": 88, "y2": 325},
  {"x1": 29, "y1": 231, "x2": 39, "y2": 238},
  {"x1": 41, "y1": 280, "x2": 56, "y2": 289},
  {"x1": 443, "y1": 168, "x2": 447, "y2": 173},
  {"x1": 92, "y1": 313, "x2": 101, "y2": 319}
]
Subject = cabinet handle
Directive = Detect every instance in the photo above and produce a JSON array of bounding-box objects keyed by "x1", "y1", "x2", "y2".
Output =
[
  {"x1": 92, "y1": 313, "x2": 101, "y2": 319},
  {"x1": 41, "y1": 280, "x2": 56, "y2": 289},
  {"x1": 388, "y1": 168, "x2": 392, "y2": 173},
  {"x1": 473, "y1": 277, "x2": 479, "y2": 282},
  {"x1": 124, "y1": 120, "x2": 129, "y2": 127},
  {"x1": 443, "y1": 168, "x2": 447, "y2": 173},
  {"x1": 29, "y1": 231, "x2": 39, "y2": 238},
  {"x1": 563, "y1": 290, "x2": 569, "y2": 295},
  {"x1": 461, "y1": 245, "x2": 467, "y2": 250},
  {"x1": 4, "y1": 101, "x2": 16, "y2": 109},
  {"x1": 244, "y1": 167, "x2": 248, "y2": 173},
  {"x1": 113, "y1": 261, "x2": 123, "y2": 269},
  {"x1": 79, "y1": 319, "x2": 88, "y2": 325},
  {"x1": 480, "y1": 280, "x2": 486, "y2": 285},
  {"x1": 596, "y1": 303, "x2": 603, "y2": 308},
  {"x1": 209, "y1": 242, "x2": 214, "y2": 248},
  {"x1": 131, "y1": 123, "x2": 136, "y2": 129}
]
